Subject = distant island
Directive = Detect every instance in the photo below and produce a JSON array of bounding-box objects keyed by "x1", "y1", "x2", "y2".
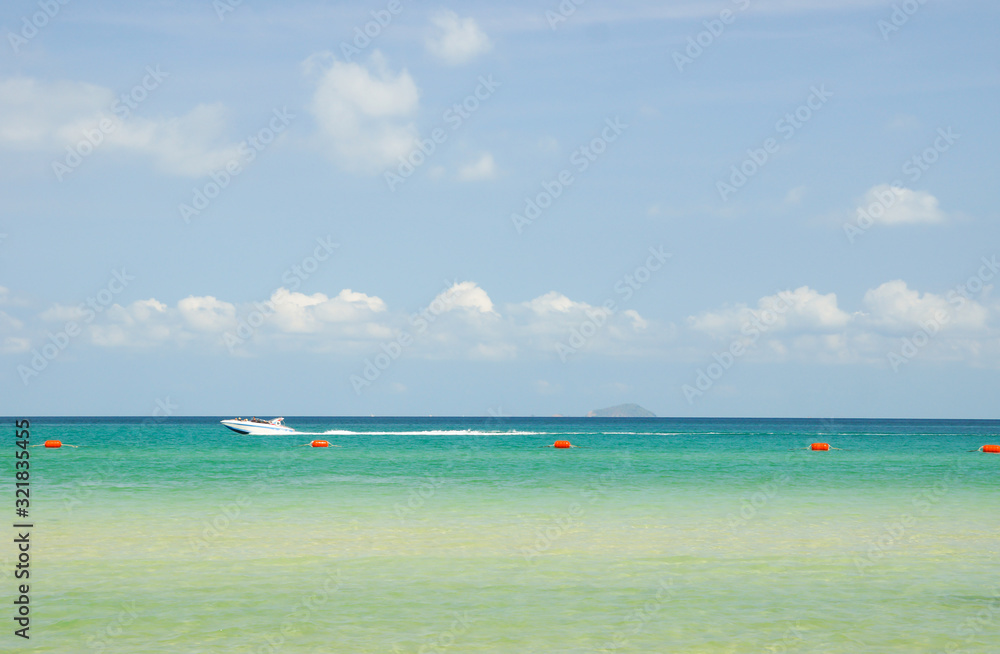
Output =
[{"x1": 586, "y1": 403, "x2": 656, "y2": 418}]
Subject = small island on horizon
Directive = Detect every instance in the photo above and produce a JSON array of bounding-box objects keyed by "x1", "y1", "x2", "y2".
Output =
[{"x1": 586, "y1": 403, "x2": 656, "y2": 418}]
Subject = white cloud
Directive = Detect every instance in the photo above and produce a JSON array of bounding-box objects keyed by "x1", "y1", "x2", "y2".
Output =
[
  {"x1": 0, "y1": 310, "x2": 29, "y2": 353},
  {"x1": 0, "y1": 77, "x2": 245, "y2": 176},
  {"x1": 457, "y1": 153, "x2": 497, "y2": 181},
  {"x1": 520, "y1": 291, "x2": 586, "y2": 315},
  {"x1": 861, "y1": 280, "x2": 988, "y2": 333},
  {"x1": 0, "y1": 78, "x2": 109, "y2": 145},
  {"x1": 784, "y1": 186, "x2": 806, "y2": 205},
  {"x1": 305, "y1": 51, "x2": 420, "y2": 172},
  {"x1": 504, "y1": 291, "x2": 657, "y2": 358},
  {"x1": 2, "y1": 337, "x2": 30, "y2": 354},
  {"x1": 178, "y1": 296, "x2": 235, "y2": 332},
  {"x1": 854, "y1": 184, "x2": 947, "y2": 225},
  {"x1": 685, "y1": 281, "x2": 998, "y2": 366},
  {"x1": 426, "y1": 11, "x2": 493, "y2": 65},
  {"x1": 9, "y1": 279, "x2": 997, "y2": 369},
  {"x1": 92, "y1": 299, "x2": 172, "y2": 347},
  {"x1": 436, "y1": 281, "x2": 496, "y2": 314},
  {"x1": 108, "y1": 103, "x2": 245, "y2": 176},
  {"x1": 623, "y1": 309, "x2": 648, "y2": 330},
  {"x1": 269, "y1": 288, "x2": 387, "y2": 333},
  {"x1": 40, "y1": 304, "x2": 88, "y2": 322},
  {"x1": 689, "y1": 286, "x2": 851, "y2": 338},
  {"x1": 0, "y1": 311, "x2": 23, "y2": 331}
]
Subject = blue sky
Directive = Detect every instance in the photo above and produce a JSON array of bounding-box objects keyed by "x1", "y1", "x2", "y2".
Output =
[{"x1": 1, "y1": 0, "x2": 997, "y2": 417}]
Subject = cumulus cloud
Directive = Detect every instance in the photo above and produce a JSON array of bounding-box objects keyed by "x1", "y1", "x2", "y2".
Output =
[
  {"x1": 91, "y1": 299, "x2": 171, "y2": 347},
  {"x1": 7, "y1": 279, "x2": 997, "y2": 368},
  {"x1": 425, "y1": 11, "x2": 493, "y2": 65},
  {"x1": 685, "y1": 280, "x2": 999, "y2": 367},
  {"x1": 304, "y1": 51, "x2": 420, "y2": 172},
  {"x1": 0, "y1": 77, "x2": 245, "y2": 176},
  {"x1": 436, "y1": 281, "x2": 496, "y2": 314},
  {"x1": 505, "y1": 291, "x2": 654, "y2": 358},
  {"x1": 178, "y1": 296, "x2": 236, "y2": 332},
  {"x1": 854, "y1": 184, "x2": 948, "y2": 225},
  {"x1": 457, "y1": 152, "x2": 497, "y2": 181},
  {"x1": 40, "y1": 304, "x2": 89, "y2": 322},
  {"x1": 861, "y1": 280, "x2": 988, "y2": 333},
  {"x1": 20, "y1": 281, "x2": 657, "y2": 361},
  {"x1": 689, "y1": 286, "x2": 851, "y2": 338},
  {"x1": 268, "y1": 288, "x2": 387, "y2": 334},
  {"x1": 520, "y1": 291, "x2": 589, "y2": 315}
]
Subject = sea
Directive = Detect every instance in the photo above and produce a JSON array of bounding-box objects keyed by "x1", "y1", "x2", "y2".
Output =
[{"x1": 7, "y1": 416, "x2": 1000, "y2": 653}]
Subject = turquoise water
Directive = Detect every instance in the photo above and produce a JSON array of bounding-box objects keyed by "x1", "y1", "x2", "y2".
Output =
[{"x1": 8, "y1": 417, "x2": 1000, "y2": 652}]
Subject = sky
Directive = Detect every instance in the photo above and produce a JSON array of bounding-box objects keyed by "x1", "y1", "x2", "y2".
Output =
[{"x1": 1, "y1": 0, "x2": 998, "y2": 417}]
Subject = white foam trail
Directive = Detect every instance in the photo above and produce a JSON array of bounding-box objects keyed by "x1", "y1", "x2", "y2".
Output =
[
  {"x1": 324, "y1": 429, "x2": 543, "y2": 436},
  {"x1": 287, "y1": 429, "x2": 545, "y2": 436},
  {"x1": 285, "y1": 429, "x2": 693, "y2": 437}
]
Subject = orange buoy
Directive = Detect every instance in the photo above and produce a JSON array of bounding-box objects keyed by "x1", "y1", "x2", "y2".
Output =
[
  {"x1": 44, "y1": 440, "x2": 62, "y2": 448},
  {"x1": 553, "y1": 440, "x2": 572, "y2": 449},
  {"x1": 810, "y1": 442, "x2": 830, "y2": 451},
  {"x1": 982, "y1": 444, "x2": 1000, "y2": 453},
  {"x1": 311, "y1": 440, "x2": 329, "y2": 448}
]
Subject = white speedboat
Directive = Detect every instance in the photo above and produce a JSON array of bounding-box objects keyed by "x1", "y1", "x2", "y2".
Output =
[{"x1": 220, "y1": 417, "x2": 295, "y2": 435}]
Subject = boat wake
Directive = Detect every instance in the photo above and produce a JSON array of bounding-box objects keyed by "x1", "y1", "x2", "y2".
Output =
[{"x1": 289, "y1": 429, "x2": 545, "y2": 437}]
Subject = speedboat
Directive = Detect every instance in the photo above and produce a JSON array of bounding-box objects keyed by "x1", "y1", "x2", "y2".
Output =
[{"x1": 220, "y1": 417, "x2": 295, "y2": 435}]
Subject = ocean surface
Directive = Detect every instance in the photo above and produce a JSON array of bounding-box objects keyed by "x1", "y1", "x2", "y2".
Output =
[{"x1": 7, "y1": 416, "x2": 1000, "y2": 653}]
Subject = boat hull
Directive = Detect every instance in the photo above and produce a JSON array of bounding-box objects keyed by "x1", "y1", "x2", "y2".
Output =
[{"x1": 220, "y1": 419, "x2": 296, "y2": 435}]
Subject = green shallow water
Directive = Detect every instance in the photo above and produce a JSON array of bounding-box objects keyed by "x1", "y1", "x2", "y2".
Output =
[{"x1": 7, "y1": 417, "x2": 1000, "y2": 652}]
